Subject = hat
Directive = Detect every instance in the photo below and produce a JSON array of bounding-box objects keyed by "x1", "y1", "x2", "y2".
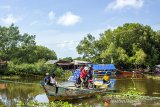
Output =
[
  {"x1": 84, "y1": 66, "x2": 89, "y2": 71},
  {"x1": 46, "y1": 73, "x2": 49, "y2": 76}
]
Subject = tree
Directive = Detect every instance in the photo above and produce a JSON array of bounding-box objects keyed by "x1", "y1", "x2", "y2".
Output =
[
  {"x1": 129, "y1": 49, "x2": 147, "y2": 69},
  {"x1": 76, "y1": 23, "x2": 160, "y2": 68},
  {"x1": 0, "y1": 24, "x2": 36, "y2": 61},
  {"x1": 76, "y1": 34, "x2": 97, "y2": 62},
  {"x1": 62, "y1": 57, "x2": 73, "y2": 62},
  {"x1": 12, "y1": 45, "x2": 57, "y2": 64}
]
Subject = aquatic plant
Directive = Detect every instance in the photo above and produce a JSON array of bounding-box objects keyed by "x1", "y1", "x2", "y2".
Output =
[
  {"x1": 17, "y1": 101, "x2": 89, "y2": 107},
  {"x1": 145, "y1": 75, "x2": 160, "y2": 80}
]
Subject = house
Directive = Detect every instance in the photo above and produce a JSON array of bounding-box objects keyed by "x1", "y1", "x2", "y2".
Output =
[
  {"x1": 72, "y1": 60, "x2": 91, "y2": 69},
  {"x1": 45, "y1": 60, "x2": 73, "y2": 70},
  {"x1": 45, "y1": 60, "x2": 91, "y2": 70}
]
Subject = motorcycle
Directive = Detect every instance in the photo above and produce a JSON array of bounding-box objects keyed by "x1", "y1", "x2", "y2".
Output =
[{"x1": 75, "y1": 74, "x2": 94, "y2": 89}]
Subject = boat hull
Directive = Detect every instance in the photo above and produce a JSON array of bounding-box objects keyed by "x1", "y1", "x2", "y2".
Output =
[{"x1": 41, "y1": 82, "x2": 114, "y2": 100}]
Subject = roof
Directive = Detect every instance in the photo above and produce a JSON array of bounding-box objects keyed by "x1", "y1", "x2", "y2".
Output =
[
  {"x1": 57, "y1": 63, "x2": 72, "y2": 66},
  {"x1": 46, "y1": 60, "x2": 91, "y2": 66},
  {"x1": 45, "y1": 60, "x2": 59, "y2": 64},
  {"x1": 72, "y1": 60, "x2": 91, "y2": 65},
  {"x1": 92, "y1": 64, "x2": 116, "y2": 71},
  {"x1": 45, "y1": 60, "x2": 71, "y2": 64}
]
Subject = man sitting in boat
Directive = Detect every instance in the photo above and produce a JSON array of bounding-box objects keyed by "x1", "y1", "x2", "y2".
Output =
[
  {"x1": 44, "y1": 72, "x2": 50, "y2": 85},
  {"x1": 103, "y1": 72, "x2": 110, "y2": 84},
  {"x1": 80, "y1": 66, "x2": 89, "y2": 89}
]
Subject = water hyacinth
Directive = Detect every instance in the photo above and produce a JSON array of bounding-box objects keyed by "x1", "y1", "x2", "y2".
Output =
[{"x1": 17, "y1": 101, "x2": 90, "y2": 107}]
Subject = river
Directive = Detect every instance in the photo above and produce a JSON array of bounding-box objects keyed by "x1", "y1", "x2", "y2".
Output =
[{"x1": 0, "y1": 76, "x2": 160, "y2": 107}]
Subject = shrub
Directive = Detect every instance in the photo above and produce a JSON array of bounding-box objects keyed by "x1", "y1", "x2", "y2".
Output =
[{"x1": 4, "y1": 60, "x2": 72, "y2": 80}]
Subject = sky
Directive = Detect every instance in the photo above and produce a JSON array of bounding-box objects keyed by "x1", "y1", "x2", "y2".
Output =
[{"x1": 0, "y1": 0, "x2": 160, "y2": 58}]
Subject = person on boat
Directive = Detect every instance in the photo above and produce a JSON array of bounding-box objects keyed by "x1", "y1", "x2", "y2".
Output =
[
  {"x1": 48, "y1": 73, "x2": 58, "y2": 94},
  {"x1": 49, "y1": 73, "x2": 57, "y2": 86},
  {"x1": 88, "y1": 64, "x2": 93, "y2": 80},
  {"x1": 80, "y1": 66, "x2": 89, "y2": 89},
  {"x1": 103, "y1": 72, "x2": 110, "y2": 84},
  {"x1": 44, "y1": 72, "x2": 50, "y2": 85},
  {"x1": 87, "y1": 64, "x2": 94, "y2": 89},
  {"x1": 80, "y1": 65, "x2": 84, "y2": 72}
]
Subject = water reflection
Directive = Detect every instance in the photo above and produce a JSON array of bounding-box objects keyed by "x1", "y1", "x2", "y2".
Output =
[
  {"x1": 0, "y1": 81, "x2": 44, "y2": 106},
  {"x1": 0, "y1": 78, "x2": 160, "y2": 107},
  {"x1": 35, "y1": 94, "x2": 49, "y2": 103},
  {"x1": 114, "y1": 79, "x2": 160, "y2": 96}
]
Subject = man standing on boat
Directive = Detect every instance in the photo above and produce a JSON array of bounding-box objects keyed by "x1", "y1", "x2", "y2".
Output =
[{"x1": 80, "y1": 66, "x2": 89, "y2": 89}]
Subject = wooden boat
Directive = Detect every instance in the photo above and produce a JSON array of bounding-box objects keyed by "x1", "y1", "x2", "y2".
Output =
[
  {"x1": 41, "y1": 64, "x2": 117, "y2": 100},
  {"x1": 116, "y1": 70, "x2": 144, "y2": 78},
  {"x1": 40, "y1": 81, "x2": 115, "y2": 101}
]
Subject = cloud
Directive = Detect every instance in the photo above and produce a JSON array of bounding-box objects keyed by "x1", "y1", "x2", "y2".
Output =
[
  {"x1": 56, "y1": 40, "x2": 78, "y2": 49},
  {"x1": 0, "y1": 5, "x2": 11, "y2": 10},
  {"x1": 0, "y1": 14, "x2": 22, "y2": 25},
  {"x1": 57, "y1": 12, "x2": 81, "y2": 26},
  {"x1": 48, "y1": 11, "x2": 55, "y2": 21},
  {"x1": 29, "y1": 21, "x2": 38, "y2": 26},
  {"x1": 106, "y1": 0, "x2": 144, "y2": 10}
]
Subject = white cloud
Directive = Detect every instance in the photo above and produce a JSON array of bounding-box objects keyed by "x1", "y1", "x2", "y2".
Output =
[
  {"x1": 0, "y1": 14, "x2": 22, "y2": 25},
  {"x1": 0, "y1": 5, "x2": 11, "y2": 10},
  {"x1": 57, "y1": 12, "x2": 81, "y2": 26},
  {"x1": 56, "y1": 40, "x2": 78, "y2": 49},
  {"x1": 48, "y1": 11, "x2": 55, "y2": 21},
  {"x1": 106, "y1": 0, "x2": 144, "y2": 10}
]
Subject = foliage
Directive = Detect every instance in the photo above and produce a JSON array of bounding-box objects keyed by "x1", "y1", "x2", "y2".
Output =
[
  {"x1": 62, "y1": 57, "x2": 73, "y2": 62},
  {"x1": 0, "y1": 24, "x2": 57, "y2": 63},
  {"x1": 145, "y1": 75, "x2": 160, "y2": 80},
  {"x1": 5, "y1": 60, "x2": 58, "y2": 76},
  {"x1": 17, "y1": 100, "x2": 89, "y2": 107},
  {"x1": 12, "y1": 45, "x2": 57, "y2": 64},
  {"x1": 76, "y1": 23, "x2": 160, "y2": 68},
  {"x1": 0, "y1": 24, "x2": 57, "y2": 75},
  {"x1": 76, "y1": 34, "x2": 97, "y2": 62},
  {"x1": 105, "y1": 88, "x2": 144, "y2": 100},
  {"x1": 4, "y1": 60, "x2": 71, "y2": 80},
  {"x1": 0, "y1": 24, "x2": 35, "y2": 61},
  {"x1": 61, "y1": 70, "x2": 73, "y2": 81}
]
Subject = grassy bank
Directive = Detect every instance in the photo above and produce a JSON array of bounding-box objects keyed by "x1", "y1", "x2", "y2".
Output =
[{"x1": 144, "y1": 75, "x2": 160, "y2": 80}]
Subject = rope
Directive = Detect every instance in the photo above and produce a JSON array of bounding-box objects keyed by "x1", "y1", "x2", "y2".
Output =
[{"x1": 0, "y1": 79, "x2": 40, "y2": 85}]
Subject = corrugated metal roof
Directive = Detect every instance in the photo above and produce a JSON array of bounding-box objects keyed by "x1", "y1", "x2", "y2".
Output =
[
  {"x1": 45, "y1": 60, "x2": 59, "y2": 64},
  {"x1": 72, "y1": 60, "x2": 91, "y2": 65}
]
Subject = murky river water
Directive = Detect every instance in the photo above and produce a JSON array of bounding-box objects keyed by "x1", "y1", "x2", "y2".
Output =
[{"x1": 0, "y1": 77, "x2": 160, "y2": 107}]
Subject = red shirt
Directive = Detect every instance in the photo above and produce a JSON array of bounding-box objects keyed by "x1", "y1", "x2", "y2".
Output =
[{"x1": 80, "y1": 69, "x2": 88, "y2": 79}]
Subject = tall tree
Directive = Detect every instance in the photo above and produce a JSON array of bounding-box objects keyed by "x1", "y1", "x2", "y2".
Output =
[
  {"x1": 76, "y1": 34, "x2": 97, "y2": 62},
  {"x1": 0, "y1": 24, "x2": 20, "y2": 60},
  {"x1": 0, "y1": 24, "x2": 36, "y2": 61},
  {"x1": 76, "y1": 23, "x2": 160, "y2": 68}
]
